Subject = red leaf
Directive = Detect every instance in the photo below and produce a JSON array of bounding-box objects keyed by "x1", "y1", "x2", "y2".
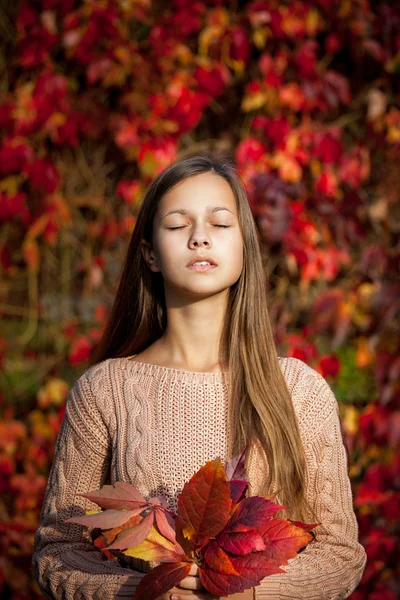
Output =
[
  {"x1": 132, "y1": 561, "x2": 192, "y2": 600},
  {"x1": 224, "y1": 445, "x2": 248, "y2": 481},
  {"x1": 229, "y1": 479, "x2": 248, "y2": 507},
  {"x1": 217, "y1": 528, "x2": 266, "y2": 554},
  {"x1": 175, "y1": 457, "x2": 232, "y2": 547},
  {"x1": 259, "y1": 518, "x2": 315, "y2": 564},
  {"x1": 107, "y1": 512, "x2": 154, "y2": 550},
  {"x1": 199, "y1": 552, "x2": 284, "y2": 595},
  {"x1": 204, "y1": 540, "x2": 240, "y2": 575},
  {"x1": 93, "y1": 533, "x2": 116, "y2": 560},
  {"x1": 224, "y1": 446, "x2": 249, "y2": 506},
  {"x1": 77, "y1": 481, "x2": 148, "y2": 510},
  {"x1": 224, "y1": 496, "x2": 285, "y2": 533},
  {"x1": 65, "y1": 508, "x2": 143, "y2": 529},
  {"x1": 290, "y1": 520, "x2": 320, "y2": 532}
]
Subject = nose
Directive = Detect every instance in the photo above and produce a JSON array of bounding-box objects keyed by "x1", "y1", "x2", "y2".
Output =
[{"x1": 188, "y1": 225, "x2": 210, "y2": 248}]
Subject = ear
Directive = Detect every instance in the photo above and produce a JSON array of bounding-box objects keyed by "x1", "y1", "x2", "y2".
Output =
[{"x1": 141, "y1": 239, "x2": 161, "y2": 273}]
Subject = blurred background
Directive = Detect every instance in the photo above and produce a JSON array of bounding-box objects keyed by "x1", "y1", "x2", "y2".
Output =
[{"x1": 0, "y1": 0, "x2": 399, "y2": 598}]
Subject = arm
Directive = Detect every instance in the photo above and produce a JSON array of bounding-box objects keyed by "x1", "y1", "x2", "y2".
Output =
[
  {"x1": 32, "y1": 363, "x2": 146, "y2": 599},
  {"x1": 253, "y1": 367, "x2": 367, "y2": 600}
]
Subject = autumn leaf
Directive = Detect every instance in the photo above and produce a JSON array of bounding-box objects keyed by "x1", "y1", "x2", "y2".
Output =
[
  {"x1": 258, "y1": 518, "x2": 317, "y2": 564},
  {"x1": 199, "y1": 552, "x2": 285, "y2": 595},
  {"x1": 122, "y1": 523, "x2": 186, "y2": 562},
  {"x1": 227, "y1": 480, "x2": 248, "y2": 507},
  {"x1": 224, "y1": 445, "x2": 249, "y2": 506},
  {"x1": 224, "y1": 444, "x2": 248, "y2": 481},
  {"x1": 102, "y1": 514, "x2": 143, "y2": 547},
  {"x1": 224, "y1": 496, "x2": 286, "y2": 533},
  {"x1": 203, "y1": 540, "x2": 240, "y2": 575},
  {"x1": 76, "y1": 481, "x2": 149, "y2": 510},
  {"x1": 93, "y1": 533, "x2": 116, "y2": 560},
  {"x1": 217, "y1": 528, "x2": 266, "y2": 555},
  {"x1": 107, "y1": 512, "x2": 154, "y2": 550},
  {"x1": 175, "y1": 457, "x2": 232, "y2": 548},
  {"x1": 154, "y1": 506, "x2": 177, "y2": 543},
  {"x1": 65, "y1": 507, "x2": 144, "y2": 529},
  {"x1": 132, "y1": 561, "x2": 192, "y2": 600}
]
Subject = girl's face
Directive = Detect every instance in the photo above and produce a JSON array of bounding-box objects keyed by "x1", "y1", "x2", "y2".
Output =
[{"x1": 142, "y1": 172, "x2": 244, "y2": 298}]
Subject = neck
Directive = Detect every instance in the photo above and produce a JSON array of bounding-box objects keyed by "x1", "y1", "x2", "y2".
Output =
[{"x1": 157, "y1": 289, "x2": 229, "y2": 371}]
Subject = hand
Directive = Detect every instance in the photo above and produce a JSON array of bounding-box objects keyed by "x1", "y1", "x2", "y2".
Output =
[
  {"x1": 176, "y1": 563, "x2": 205, "y2": 591},
  {"x1": 156, "y1": 564, "x2": 220, "y2": 600}
]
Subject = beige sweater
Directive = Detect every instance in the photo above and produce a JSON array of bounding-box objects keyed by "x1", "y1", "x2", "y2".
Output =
[{"x1": 32, "y1": 356, "x2": 366, "y2": 599}]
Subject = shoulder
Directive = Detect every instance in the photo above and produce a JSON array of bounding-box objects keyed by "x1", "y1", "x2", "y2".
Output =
[
  {"x1": 278, "y1": 356, "x2": 339, "y2": 445},
  {"x1": 67, "y1": 358, "x2": 116, "y2": 417},
  {"x1": 75, "y1": 357, "x2": 114, "y2": 394}
]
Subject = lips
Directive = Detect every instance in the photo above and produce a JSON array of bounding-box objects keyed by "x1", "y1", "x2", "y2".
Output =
[{"x1": 186, "y1": 256, "x2": 218, "y2": 267}]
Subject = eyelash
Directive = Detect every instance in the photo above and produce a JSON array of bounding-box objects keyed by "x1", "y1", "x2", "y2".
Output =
[{"x1": 167, "y1": 225, "x2": 230, "y2": 230}]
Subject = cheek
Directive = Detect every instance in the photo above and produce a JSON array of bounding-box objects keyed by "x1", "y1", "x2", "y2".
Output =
[{"x1": 226, "y1": 235, "x2": 244, "y2": 274}]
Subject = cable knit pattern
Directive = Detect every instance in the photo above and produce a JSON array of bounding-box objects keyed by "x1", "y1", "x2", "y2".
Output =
[{"x1": 32, "y1": 356, "x2": 366, "y2": 599}]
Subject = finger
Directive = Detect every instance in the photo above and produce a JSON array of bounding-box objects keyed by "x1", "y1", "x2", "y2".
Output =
[
  {"x1": 176, "y1": 575, "x2": 203, "y2": 590},
  {"x1": 169, "y1": 592, "x2": 219, "y2": 600},
  {"x1": 188, "y1": 563, "x2": 199, "y2": 576}
]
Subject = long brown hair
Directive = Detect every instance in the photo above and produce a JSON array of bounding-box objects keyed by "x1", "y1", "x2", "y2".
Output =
[{"x1": 91, "y1": 153, "x2": 313, "y2": 522}]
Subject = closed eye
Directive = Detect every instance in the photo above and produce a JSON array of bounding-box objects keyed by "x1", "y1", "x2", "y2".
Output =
[{"x1": 167, "y1": 225, "x2": 230, "y2": 230}]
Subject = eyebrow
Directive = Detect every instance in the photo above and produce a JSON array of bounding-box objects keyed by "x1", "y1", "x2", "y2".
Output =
[{"x1": 161, "y1": 206, "x2": 235, "y2": 219}]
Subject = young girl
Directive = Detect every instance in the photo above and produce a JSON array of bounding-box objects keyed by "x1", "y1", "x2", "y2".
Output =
[{"x1": 32, "y1": 154, "x2": 367, "y2": 600}]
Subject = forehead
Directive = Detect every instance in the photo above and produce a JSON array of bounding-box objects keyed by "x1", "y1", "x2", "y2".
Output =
[{"x1": 156, "y1": 172, "x2": 237, "y2": 215}]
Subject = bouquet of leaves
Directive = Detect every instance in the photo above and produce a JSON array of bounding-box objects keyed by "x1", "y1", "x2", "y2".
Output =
[{"x1": 66, "y1": 445, "x2": 319, "y2": 599}]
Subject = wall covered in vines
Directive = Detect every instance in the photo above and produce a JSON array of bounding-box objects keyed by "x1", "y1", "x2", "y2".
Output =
[{"x1": 0, "y1": 0, "x2": 399, "y2": 597}]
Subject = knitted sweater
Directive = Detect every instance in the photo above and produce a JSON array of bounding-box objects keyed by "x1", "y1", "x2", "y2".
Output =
[{"x1": 32, "y1": 355, "x2": 367, "y2": 600}]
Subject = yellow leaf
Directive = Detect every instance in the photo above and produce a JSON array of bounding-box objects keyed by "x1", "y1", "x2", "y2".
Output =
[
  {"x1": 199, "y1": 25, "x2": 223, "y2": 57},
  {"x1": 0, "y1": 175, "x2": 24, "y2": 196},
  {"x1": 241, "y1": 91, "x2": 267, "y2": 112},
  {"x1": 305, "y1": 8, "x2": 323, "y2": 35},
  {"x1": 252, "y1": 27, "x2": 269, "y2": 50},
  {"x1": 341, "y1": 405, "x2": 359, "y2": 436},
  {"x1": 37, "y1": 378, "x2": 69, "y2": 408},
  {"x1": 270, "y1": 151, "x2": 302, "y2": 183},
  {"x1": 226, "y1": 58, "x2": 245, "y2": 76},
  {"x1": 122, "y1": 525, "x2": 178, "y2": 560}
]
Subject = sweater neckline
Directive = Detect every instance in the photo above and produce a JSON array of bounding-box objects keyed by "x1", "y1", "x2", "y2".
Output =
[{"x1": 122, "y1": 354, "x2": 229, "y2": 383}]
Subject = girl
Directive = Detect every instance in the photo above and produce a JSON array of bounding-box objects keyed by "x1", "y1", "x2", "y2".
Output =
[{"x1": 32, "y1": 154, "x2": 366, "y2": 600}]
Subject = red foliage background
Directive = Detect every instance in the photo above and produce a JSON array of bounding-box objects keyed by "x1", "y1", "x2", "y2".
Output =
[{"x1": 0, "y1": 0, "x2": 399, "y2": 597}]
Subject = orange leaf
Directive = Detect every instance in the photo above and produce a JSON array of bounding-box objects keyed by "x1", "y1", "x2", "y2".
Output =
[
  {"x1": 22, "y1": 238, "x2": 40, "y2": 272},
  {"x1": 204, "y1": 540, "x2": 240, "y2": 575}
]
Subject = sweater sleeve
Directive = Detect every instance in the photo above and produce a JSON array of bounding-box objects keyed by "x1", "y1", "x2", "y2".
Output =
[
  {"x1": 31, "y1": 363, "x2": 146, "y2": 599},
  {"x1": 253, "y1": 362, "x2": 367, "y2": 600}
]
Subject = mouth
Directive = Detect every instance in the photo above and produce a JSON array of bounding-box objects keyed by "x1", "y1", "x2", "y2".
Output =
[
  {"x1": 187, "y1": 263, "x2": 218, "y2": 272},
  {"x1": 186, "y1": 256, "x2": 218, "y2": 267}
]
